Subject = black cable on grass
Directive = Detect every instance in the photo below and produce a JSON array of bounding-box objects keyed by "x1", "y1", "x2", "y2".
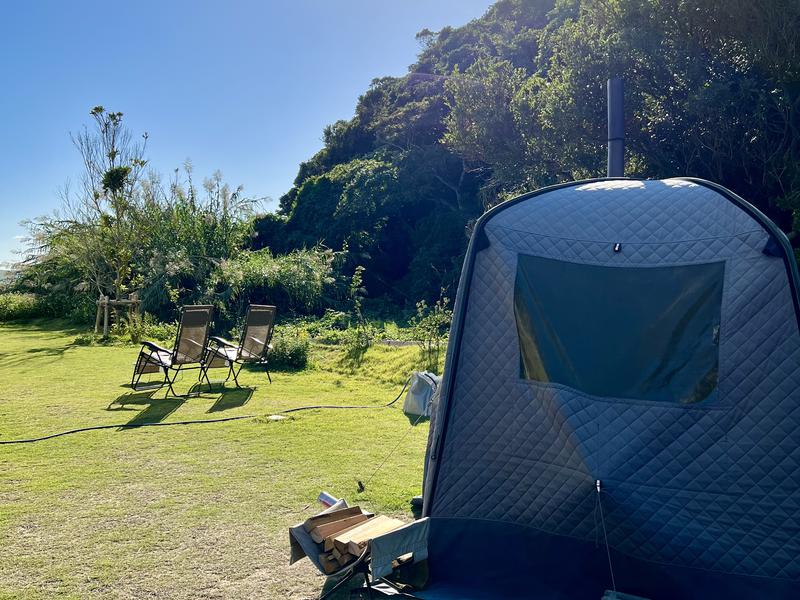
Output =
[
  {"x1": 1, "y1": 376, "x2": 413, "y2": 445},
  {"x1": 0, "y1": 415, "x2": 256, "y2": 445}
]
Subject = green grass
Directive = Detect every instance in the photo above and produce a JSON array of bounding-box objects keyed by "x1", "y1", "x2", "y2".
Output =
[{"x1": 0, "y1": 320, "x2": 430, "y2": 599}]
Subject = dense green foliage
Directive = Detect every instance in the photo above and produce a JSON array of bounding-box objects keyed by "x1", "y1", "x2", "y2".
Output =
[
  {"x1": 0, "y1": 292, "x2": 41, "y2": 321},
  {"x1": 9, "y1": 1, "x2": 800, "y2": 323},
  {"x1": 257, "y1": 0, "x2": 800, "y2": 303},
  {"x1": 210, "y1": 247, "x2": 336, "y2": 320},
  {"x1": 11, "y1": 109, "x2": 338, "y2": 330},
  {"x1": 268, "y1": 326, "x2": 312, "y2": 369}
]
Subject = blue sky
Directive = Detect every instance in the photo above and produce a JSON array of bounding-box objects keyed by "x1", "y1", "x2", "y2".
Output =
[{"x1": 0, "y1": 0, "x2": 494, "y2": 263}]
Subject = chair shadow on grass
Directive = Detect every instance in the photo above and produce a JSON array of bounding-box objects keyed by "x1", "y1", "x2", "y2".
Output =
[
  {"x1": 108, "y1": 384, "x2": 254, "y2": 427},
  {"x1": 107, "y1": 390, "x2": 186, "y2": 427},
  {"x1": 204, "y1": 385, "x2": 253, "y2": 413}
]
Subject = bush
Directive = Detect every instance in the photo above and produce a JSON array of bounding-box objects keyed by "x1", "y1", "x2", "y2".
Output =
[
  {"x1": 72, "y1": 332, "x2": 99, "y2": 346},
  {"x1": 293, "y1": 309, "x2": 350, "y2": 344},
  {"x1": 117, "y1": 312, "x2": 178, "y2": 345},
  {"x1": 341, "y1": 323, "x2": 376, "y2": 365},
  {"x1": 410, "y1": 290, "x2": 452, "y2": 374},
  {"x1": 139, "y1": 313, "x2": 178, "y2": 342},
  {"x1": 0, "y1": 293, "x2": 42, "y2": 321},
  {"x1": 75, "y1": 312, "x2": 178, "y2": 346},
  {"x1": 269, "y1": 326, "x2": 310, "y2": 370},
  {"x1": 341, "y1": 266, "x2": 374, "y2": 365},
  {"x1": 213, "y1": 247, "x2": 336, "y2": 319},
  {"x1": 315, "y1": 328, "x2": 348, "y2": 345}
]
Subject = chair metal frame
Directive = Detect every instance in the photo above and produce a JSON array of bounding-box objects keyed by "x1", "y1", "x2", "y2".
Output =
[
  {"x1": 131, "y1": 305, "x2": 214, "y2": 397},
  {"x1": 203, "y1": 304, "x2": 276, "y2": 388}
]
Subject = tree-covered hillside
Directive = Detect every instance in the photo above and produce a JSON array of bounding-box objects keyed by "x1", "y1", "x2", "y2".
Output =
[
  {"x1": 9, "y1": 0, "x2": 800, "y2": 326},
  {"x1": 258, "y1": 0, "x2": 800, "y2": 304}
]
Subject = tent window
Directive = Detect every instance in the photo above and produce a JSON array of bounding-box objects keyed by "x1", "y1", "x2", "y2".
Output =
[{"x1": 514, "y1": 255, "x2": 724, "y2": 404}]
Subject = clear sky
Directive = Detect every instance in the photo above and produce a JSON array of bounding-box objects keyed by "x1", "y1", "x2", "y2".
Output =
[{"x1": 0, "y1": 0, "x2": 494, "y2": 264}]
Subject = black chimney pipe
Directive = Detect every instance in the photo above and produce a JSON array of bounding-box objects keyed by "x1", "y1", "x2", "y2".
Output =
[{"x1": 607, "y1": 78, "x2": 624, "y2": 177}]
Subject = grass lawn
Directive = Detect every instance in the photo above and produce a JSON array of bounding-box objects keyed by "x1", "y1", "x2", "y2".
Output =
[{"x1": 0, "y1": 320, "x2": 429, "y2": 599}]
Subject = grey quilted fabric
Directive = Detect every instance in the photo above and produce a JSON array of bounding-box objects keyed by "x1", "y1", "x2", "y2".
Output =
[{"x1": 429, "y1": 179, "x2": 800, "y2": 580}]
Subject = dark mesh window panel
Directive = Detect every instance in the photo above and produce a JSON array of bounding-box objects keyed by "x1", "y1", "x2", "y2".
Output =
[{"x1": 514, "y1": 255, "x2": 725, "y2": 403}]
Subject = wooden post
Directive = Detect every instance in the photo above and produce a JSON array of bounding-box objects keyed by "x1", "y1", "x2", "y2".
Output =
[
  {"x1": 94, "y1": 295, "x2": 103, "y2": 334},
  {"x1": 130, "y1": 292, "x2": 141, "y2": 322},
  {"x1": 103, "y1": 296, "x2": 110, "y2": 339}
]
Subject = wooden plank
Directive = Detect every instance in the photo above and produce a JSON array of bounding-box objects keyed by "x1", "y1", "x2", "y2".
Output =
[
  {"x1": 345, "y1": 518, "x2": 405, "y2": 556},
  {"x1": 323, "y1": 516, "x2": 375, "y2": 551},
  {"x1": 392, "y1": 553, "x2": 414, "y2": 569},
  {"x1": 335, "y1": 552, "x2": 354, "y2": 567},
  {"x1": 310, "y1": 513, "x2": 370, "y2": 543},
  {"x1": 302, "y1": 506, "x2": 363, "y2": 532},
  {"x1": 318, "y1": 553, "x2": 340, "y2": 575},
  {"x1": 333, "y1": 515, "x2": 405, "y2": 555}
]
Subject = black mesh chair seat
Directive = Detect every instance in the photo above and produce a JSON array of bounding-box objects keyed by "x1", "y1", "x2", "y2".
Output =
[
  {"x1": 141, "y1": 348, "x2": 173, "y2": 367},
  {"x1": 130, "y1": 305, "x2": 213, "y2": 396},
  {"x1": 203, "y1": 304, "x2": 276, "y2": 387}
]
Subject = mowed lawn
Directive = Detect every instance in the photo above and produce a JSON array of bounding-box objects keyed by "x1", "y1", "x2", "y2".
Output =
[{"x1": 0, "y1": 321, "x2": 428, "y2": 599}]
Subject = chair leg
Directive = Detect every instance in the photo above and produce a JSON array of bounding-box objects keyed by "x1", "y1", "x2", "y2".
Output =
[
  {"x1": 132, "y1": 369, "x2": 145, "y2": 390},
  {"x1": 164, "y1": 367, "x2": 179, "y2": 397},
  {"x1": 132, "y1": 351, "x2": 158, "y2": 391},
  {"x1": 265, "y1": 365, "x2": 272, "y2": 384},
  {"x1": 132, "y1": 353, "x2": 145, "y2": 388},
  {"x1": 231, "y1": 363, "x2": 243, "y2": 388},
  {"x1": 199, "y1": 365, "x2": 212, "y2": 390}
]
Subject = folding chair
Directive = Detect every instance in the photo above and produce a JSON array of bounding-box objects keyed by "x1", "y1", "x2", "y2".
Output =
[
  {"x1": 130, "y1": 305, "x2": 213, "y2": 397},
  {"x1": 203, "y1": 304, "x2": 276, "y2": 387}
]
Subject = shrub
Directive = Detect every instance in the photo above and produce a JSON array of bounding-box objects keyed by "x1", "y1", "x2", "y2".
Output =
[
  {"x1": 9, "y1": 255, "x2": 96, "y2": 323},
  {"x1": 341, "y1": 266, "x2": 374, "y2": 365},
  {"x1": 341, "y1": 323, "x2": 377, "y2": 364},
  {"x1": 213, "y1": 247, "x2": 336, "y2": 318},
  {"x1": 269, "y1": 326, "x2": 310, "y2": 370},
  {"x1": 410, "y1": 290, "x2": 452, "y2": 374},
  {"x1": 118, "y1": 312, "x2": 177, "y2": 345},
  {"x1": 301, "y1": 309, "x2": 350, "y2": 337},
  {"x1": 107, "y1": 311, "x2": 176, "y2": 345},
  {"x1": 79, "y1": 312, "x2": 178, "y2": 346},
  {"x1": 0, "y1": 293, "x2": 42, "y2": 321},
  {"x1": 315, "y1": 328, "x2": 348, "y2": 345},
  {"x1": 139, "y1": 313, "x2": 178, "y2": 342},
  {"x1": 380, "y1": 320, "x2": 416, "y2": 341},
  {"x1": 72, "y1": 332, "x2": 98, "y2": 346}
]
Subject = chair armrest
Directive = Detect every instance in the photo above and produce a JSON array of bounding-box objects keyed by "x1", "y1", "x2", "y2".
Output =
[
  {"x1": 209, "y1": 336, "x2": 238, "y2": 349},
  {"x1": 141, "y1": 340, "x2": 171, "y2": 354}
]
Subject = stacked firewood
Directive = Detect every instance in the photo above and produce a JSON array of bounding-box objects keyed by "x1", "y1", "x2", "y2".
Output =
[{"x1": 302, "y1": 506, "x2": 405, "y2": 574}]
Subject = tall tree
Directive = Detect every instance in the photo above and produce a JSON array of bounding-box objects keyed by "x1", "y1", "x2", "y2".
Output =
[{"x1": 61, "y1": 106, "x2": 148, "y2": 299}]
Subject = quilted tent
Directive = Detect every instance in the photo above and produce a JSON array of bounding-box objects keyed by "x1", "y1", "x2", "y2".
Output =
[{"x1": 417, "y1": 178, "x2": 800, "y2": 599}]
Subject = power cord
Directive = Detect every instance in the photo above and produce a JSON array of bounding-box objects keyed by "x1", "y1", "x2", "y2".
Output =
[
  {"x1": 0, "y1": 414, "x2": 255, "y2": 445},
  {"x1": 0, "y1": 376, "x2": 413, "y2": 445}
]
